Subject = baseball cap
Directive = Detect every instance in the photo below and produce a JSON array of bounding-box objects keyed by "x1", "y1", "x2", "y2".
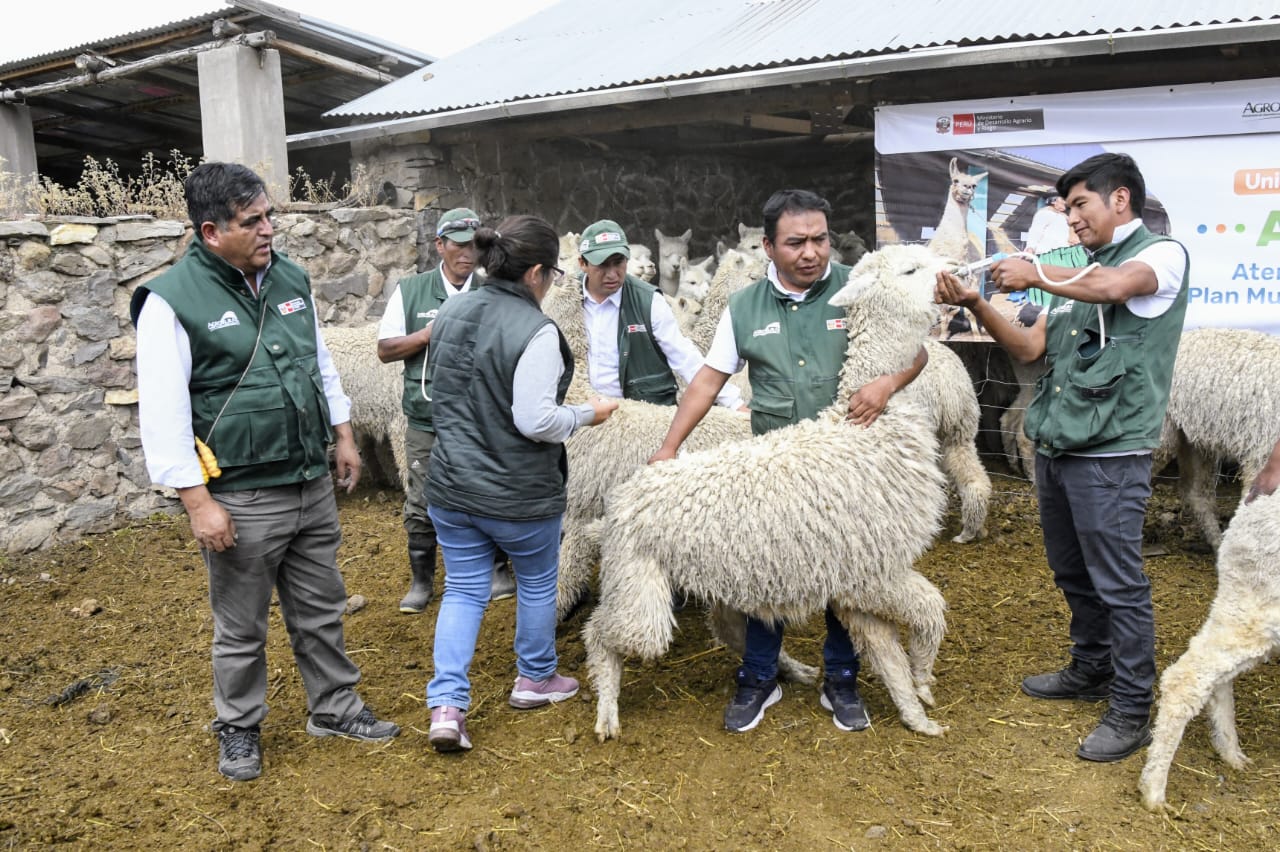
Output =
[
  {"x1": 579, "y1": 219, "x2": 630, "y2": 265},
  {"x1": 436, "y1": 207, "x2": 481, "y2": 242}
]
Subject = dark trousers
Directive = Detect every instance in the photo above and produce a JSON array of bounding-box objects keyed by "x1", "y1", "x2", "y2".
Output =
[
  {"x1": 1035, "y1": 453, "x2": 1156, "y2": 717},
  {"x1": 403, "y1": 427, "x2": 436, "y2": 537},
  {"x1": 743, "y1": 607, "x2": 859, "y2": 682}
]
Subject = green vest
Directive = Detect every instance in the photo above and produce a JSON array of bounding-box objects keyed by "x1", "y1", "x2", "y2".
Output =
[
  {"x1": 424, "y1": 279, "x2": 574, "y2": 520},
  {"x1": 730, "y1": 264, "x2": 852, "y2": 435},
  {"x1": 1024, "y1": 224, "x2": 1189, "y2": 456},
  {"x1": 398, "y1": 267, "x2": 485, "y2": 432},
  {"x1": 129, "y1": 239, "x2": 333, "y2": 491},
  {"x1": 616, "y1": 275, "x2": 677, "y2": 405}
]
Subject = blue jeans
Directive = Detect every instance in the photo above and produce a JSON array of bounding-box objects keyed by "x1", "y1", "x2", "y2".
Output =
[
  {"x1": 743, "y1": 606, "x2": 859, "y2": 682},
  {"x1": 426, "y1": 506, "x2": 563, "y2": 711},
  {"x1": 1035, "y1": 453, "x2": 1155, "y2": 717}
]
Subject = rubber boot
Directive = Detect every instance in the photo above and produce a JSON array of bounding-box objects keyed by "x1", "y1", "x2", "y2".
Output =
[{"x1": 399, "y1": 532, "x2": 436, "y2": 614}]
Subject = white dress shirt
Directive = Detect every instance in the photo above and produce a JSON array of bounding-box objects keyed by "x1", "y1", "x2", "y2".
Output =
[
  {"x1": 705, "y1": 262, "x2": 833, "y2": 375},
  {"x1": 136, "y1": 269, "x2": 351, "y2": 489},
  {"x1": 582, "y1": 284, "x2": 742, "y2": 408},
  {"x1": 377, "y1": 269, "x2": 473, "y2": 340}
]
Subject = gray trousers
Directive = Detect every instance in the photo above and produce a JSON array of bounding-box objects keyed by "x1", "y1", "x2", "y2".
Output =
[
  {"x1": 205, "y1": 476, "x2": 363, "y2": 730},
  {"x1": 1035, "y1": 453, "x2": 1156, "y2": 717},
  {"x1": 403, "y1": 427, "x2": 435, "y2": 537}
]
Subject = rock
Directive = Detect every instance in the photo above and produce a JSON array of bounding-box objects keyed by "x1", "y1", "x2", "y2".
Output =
[
  {"x1": 9, "y1": 519, "x2": 60, "y2": 553},
  {"x1": 865, "y1": 825, "x2": 888, "y2": 839},
  {"x1": 105, "y1": 389, "x2": 139, "y2": 406},
  {"x1": 62, "y1": 305, "x2": 121, "y2": 342},
  {"x1": 319, "y1": 273, "x2": 369, "y2": 302},
  {"x1": 0, "y1": 473, "x2": 42, "y2": 506},
  {"x1": 16, "y1": 374, "x2": 88, "y2": 394},
  {"x1": 0, "y1": 221, "x2": 49, "y2": 238},
  {"x1": 562, "y1": 725, "x2": 578, "y2": 744},
  {"x1": 108, "y1": 337, "x2": 136, "y2": 360},
  {"x1": 116, "y1": 245, "x2": 176, "y2": 282},
  {"x1": 66, "y1": 418, "x2": 113, "y2": 450},
  {"x1": 329, "y1": 208, "x2": 390, "y2": 225},
  {"x1": 499, "y1": 803, "x2": 526, "y2": 819},
  {"x1": 79, "y1": 244, "x2": 112, "y2": 267},
  {"x1": 51, "y1": 252, "x2": 96, "y2": 277},
  {"x1": 0, "y1": 387, "x2": 39, "y2": 420},
  {"x1": 345, "y1": 594, "x2": 367, "y2": 615},
  {"x1": 71, "y1": 598, "x2": 103, "y2": 618},
  {"x1": 87, "y1": 705, "x2": 112, "y2": 725},
  {"x1": 13, "y1": 306, "x2": 63, "y2": 343},
  {"x1": 14, "y1": 271, "x2": 68, "y2": 304},
  {"x1": 17, "y1": 241, "x2": 51, "y2": 270},
  {"x1": 73, "y1": 342, "x2": 109, "y2": 366},
  {"x1": 82, "y1": 270, "x2": 119, "y2": 308},
  {"x1": 114, "y1": 220, "x2": 185, "y2": 241},
  {"x1": 49, "y1": 223, "x2": 98, "y2": 245},
  {"x1": 64, "y1": 498, "x2": 117, "y2": 533}
]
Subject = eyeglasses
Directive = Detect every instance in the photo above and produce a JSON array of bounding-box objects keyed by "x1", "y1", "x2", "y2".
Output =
[
  {"x1": 546, "y1": 265, "x2": 565, "y2": 284},
  {"x1": 437, "y1": 217, "x2": 481, "y2": 237}
]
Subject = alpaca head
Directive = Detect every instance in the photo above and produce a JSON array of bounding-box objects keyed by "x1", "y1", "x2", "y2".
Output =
[
  {"x1": 627, "y1": 244, "x2": 657, "y2": 282},
  {"x1": 830, "y1": 244, "x2": 949, "y2": 336},
  {"x1": 947, "y1": 158, "x2": 988, "y2": 207}
]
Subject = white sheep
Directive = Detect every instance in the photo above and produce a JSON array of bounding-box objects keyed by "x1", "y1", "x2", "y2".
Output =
[
  {"x1": 675, "y1": 255, "x2": 714, "y2": 302},
  {"x1": 319, "y1": 324, "x2": 407, "y2": 489},
  {"x1": 1158, "y1": 327, "x2": 1280, "y2": 548},
  {"x1": 627, "y1": 244, "x2": 657, "y2": 283},
  {"x1": 655, "y1": 227, "x2": 691, "y2": 297},
  {"x1": 585, "y1": 243, "x2": 956, "y2": 741},
  {"x1": 1137, "y1": 489, "x2": 1280, "y2": 811}
]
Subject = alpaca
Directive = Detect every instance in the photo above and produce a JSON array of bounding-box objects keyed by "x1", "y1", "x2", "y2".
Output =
[
  {"x1": 655, "y1": 228, "x2": 692, "y2": 297},
  {"x1": 928, "y1": 158, "x2": 989, "y2": 338},
  {"x1": 585, "y1": 244, "x2": 956, "y2": 741},
  {"x1": 1137, "y1": 490, "x2": 1280, "y2": 811}
]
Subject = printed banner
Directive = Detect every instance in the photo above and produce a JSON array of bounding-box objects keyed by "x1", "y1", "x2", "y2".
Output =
[{"x1": 875, "y1": 77, "x2": 1280, "y2": 338}]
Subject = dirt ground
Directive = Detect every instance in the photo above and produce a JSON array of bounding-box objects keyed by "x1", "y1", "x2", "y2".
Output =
[{"x1": 2, "y1": 475, "x2": 1278, "y2": 850}]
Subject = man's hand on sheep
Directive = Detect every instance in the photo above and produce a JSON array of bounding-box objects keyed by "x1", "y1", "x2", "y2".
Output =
[
  {"x1": 177, "y1": 486, "x2": 238, "y2": 552},
  {"x1": 588, "y1": 396, "x2": 620, "y2": 426},
  {"x1": 332, "y1": 423, "x2": 363, "y2": 493},
  {"x1": 847, "y1": 375, "x2": 894, "y2": 426}
]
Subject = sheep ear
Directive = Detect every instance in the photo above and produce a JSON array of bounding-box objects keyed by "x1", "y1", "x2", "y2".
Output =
[{"x1": 828, "y1": 271, "x2": 873, "y2": 307}]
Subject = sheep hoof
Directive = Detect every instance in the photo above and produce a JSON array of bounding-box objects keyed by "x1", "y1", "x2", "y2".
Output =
[
  {"x1": 916, "y1": 685, "x2": 936, "y2": 707},
  {"x1": 1139, "y1": 792, "x2": 1169, "y2": 814},
  {"x1": 912, "y1": 720, "x2": 947, "y2": 737},
  {"x1": 951, "y1": 527, "x2": 987, "y2": 544},
  {"x1": 1221, "y1": 750, "x2": 1251, "y2": 771},
  {"x1": 595, "y1": 713, "x2": 621, "y2": 742}
]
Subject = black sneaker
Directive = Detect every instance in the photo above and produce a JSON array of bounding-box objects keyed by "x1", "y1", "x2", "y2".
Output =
[
  {"x1": 820, "y1": 669, "x2": 870, "y2": 732},
  {"x1": 724, "y1": 667, "x2": 782, "y2": 733},
  {"x1": 1077, "y1": 708, "x2": 1152, "y2": 762},
  {"x1": 306, "y1": 707, "x2": 400, "y2": 742},
  {"x1": 1021, "y1": 662, "x2": 1113, "y2": 701},
  {"x1": 218, "y1": 725, "x2": 261, "y2": 781}
]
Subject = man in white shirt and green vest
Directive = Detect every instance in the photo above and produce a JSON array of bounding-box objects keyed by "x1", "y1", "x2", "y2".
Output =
[
  {"x1": 132, "y1": 162, "x2": 400, "y2": 783},
  {"x1": 648, "y1": 189, "x2": 928, "y2": 735},
  {"x1": 936, "y1": 152, "x2": 1189, "y2": 763},
  {"x1": 573, "y1": 219, "x2": 742, "y2": 410},
  {"x1": 377, "y1": 208, "x2": 514, "y2": 613}
]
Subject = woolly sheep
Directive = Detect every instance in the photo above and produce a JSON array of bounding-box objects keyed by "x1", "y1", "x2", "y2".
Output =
[
  {"x1": 655, "y1": 228, "x2": 692, "y2": 297},
  {"x1": 584, "y1": 243, "x2": 955, "y2": 741},
  {"x1": 319, "y1": 324, "x2": 406, "y2": 489},
  {"x1": 1137, "y1": 489, "x2": 1280, "y2": 811},
  {"x1": 1157, "y1": 327, "x2": 1280, "y2": 548}
]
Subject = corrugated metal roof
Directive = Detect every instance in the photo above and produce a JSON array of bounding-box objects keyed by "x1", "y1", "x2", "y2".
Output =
[
  {"x1": 0, "y1": 1, "x2": 431, "y2": 77},
  {"x1": 328, "y1": 0, "x2": 1280, "y2": 119}
]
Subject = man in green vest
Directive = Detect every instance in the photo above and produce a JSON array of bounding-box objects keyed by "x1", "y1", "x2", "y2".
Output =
[
  {"x1": 935, "y1": 152, "x2": 1189, "y2": 763},
  {"x1": 648, "y1": 189, "x2": 928, "y2": 734},
  {"x1": 132, "y1": 162, "x2": 399, "y2": 783},
  {"x1": 377, "y1": 207, "x2": 514, "y2": 613},
  {"x1": 574, "y1": 219, "x2": 743, "y2": 409}
]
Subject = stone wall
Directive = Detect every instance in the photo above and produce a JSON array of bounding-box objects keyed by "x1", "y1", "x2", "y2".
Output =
[
  {"x1": 0, "y1": 206, "x2": 418, "y2": 553},
  {"x1": 360, "y1": 136, "x2": 875, "y2": 260}
]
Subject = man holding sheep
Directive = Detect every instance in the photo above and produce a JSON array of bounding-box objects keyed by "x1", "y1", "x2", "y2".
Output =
[
  {"x1": 935, "y1": 152, "x2": 1189, "y2": 763},
  {"x1": 574, "y1": 219, "x2": 743, "y2": 409},
  {"x1": 649, "y1": 189, "x2": 928, "y2": 734},
  {"x1": 377, "y1": 207, "x2": 514, "y2": 612}
]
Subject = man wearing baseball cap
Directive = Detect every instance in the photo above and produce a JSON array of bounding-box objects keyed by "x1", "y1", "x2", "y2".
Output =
[
  {"x1": 377, "y1": 207, "x2": 514, "y2": 613},
  {"x1": 569, "y1": 219, "x2": 742, "y2": 409}
]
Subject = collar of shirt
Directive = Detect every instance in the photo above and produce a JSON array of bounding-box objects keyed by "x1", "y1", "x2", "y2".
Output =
[
  {"x1": 242, "y1": 259, "x2": 271, "y2": 296},
  {"x1": 580, "y1": 281, "x2": 624, "y2": 309},
  {"x1": 441, "y1": 269, "x2": 473, "y2": 295},
  {"x1": 766, "y1": 260, "x2": 833, "y2": 302},
  {"x1": 1107, "y1": 218, "x2": 1143, "y2": 246}
]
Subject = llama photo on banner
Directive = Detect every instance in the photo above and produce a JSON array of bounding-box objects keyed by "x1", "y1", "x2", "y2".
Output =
[{"x1": 874, "y1": 77, "x2": 1280, "y2": 339}]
